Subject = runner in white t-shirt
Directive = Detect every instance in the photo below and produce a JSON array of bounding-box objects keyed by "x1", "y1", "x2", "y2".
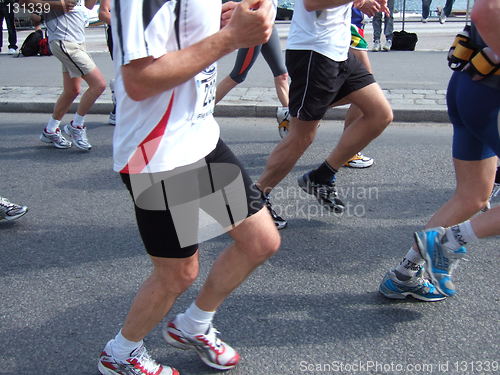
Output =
[
  {"x1": 21, "y1": 0, "x2": 107, "y2": 151},
  {"x1": 98, "y1": 1, "x2": 280, "y2": 374},
  {"x1": 256, "y1": 0, "x2": 393, "y2": 226}
]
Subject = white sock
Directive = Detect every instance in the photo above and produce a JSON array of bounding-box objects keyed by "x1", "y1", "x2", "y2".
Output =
[
  {"x1": 443, "y1": 221, "x2": 478, "y2": 251},
  {"x1": 110, "y1": 330, "x2": 143, "y2": 361},
  {"x1": 177, "y1": 302, "x2": 215, "y2": 335},
  {"x1": 394, "y1": 247, "x2": 425, "y2": 279},
  {"x1": 73, "y1": 113, "x2": 85, "y2": 127},
  {"x1": 46, "y1": 117, "x2": 60, "y2": 133}
]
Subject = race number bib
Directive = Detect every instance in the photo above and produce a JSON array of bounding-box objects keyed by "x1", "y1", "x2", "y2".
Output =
[{"x1": 193, "y1": 63, "x2": 217, "y2": 122}]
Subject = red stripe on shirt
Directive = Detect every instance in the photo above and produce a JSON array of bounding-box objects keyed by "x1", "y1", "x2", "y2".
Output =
[{"x1": 120, "y1": 93, "x2": 175, "y2": 174}]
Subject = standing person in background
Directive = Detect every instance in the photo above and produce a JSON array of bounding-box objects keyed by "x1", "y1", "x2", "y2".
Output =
[
  {"x1": 421, "y1": 0, "x2": 455, "y2": 23},
  {"x1": 21, "y1": 0, "x2": 106, "y2": 151},
  {"x1": 0, "y1": 0, "x2": 18, "y2": 54},
  {"x1": 437, "y1": 0, "x2": 455, "y2": 23},
  {"x1": 98, "y1": 0, "x2": 116, "y2": 126},
  {"x1": 216, "y1": 0, "x2": 290, "y2": 136},
  {"x1": 372, "y1": 0, "x2": 394, "y2": 51}
]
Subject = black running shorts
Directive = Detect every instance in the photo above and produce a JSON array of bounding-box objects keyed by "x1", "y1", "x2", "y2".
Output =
[
  {"x1": 286, "y1": 49, "x2": 375, "y2": 121},
  {"x1": 120, "y1": 138, "x2": 264, "y2": 258}
]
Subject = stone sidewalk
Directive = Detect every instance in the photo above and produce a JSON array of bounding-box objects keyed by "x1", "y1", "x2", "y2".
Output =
[
  {"x1": 1, "y1": 19, "x2": 463, "y2": 123},
  {"x1": 0, "y1": 85, "x2": 448, "y2": 122}
]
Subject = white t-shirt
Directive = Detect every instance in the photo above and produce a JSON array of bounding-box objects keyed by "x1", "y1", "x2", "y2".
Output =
[
  {"x1": 45, "y1": 0, "x2": 87, "y2": 44},
  {"x1": 111, "y1": 0, "x2": 220, "y2": 174},
  {"x1": 287, "y1": 0, "x2": 352, "y2": 62}
]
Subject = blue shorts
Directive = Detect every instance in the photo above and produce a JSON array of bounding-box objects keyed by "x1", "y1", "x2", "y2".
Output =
[{"x1": 448, "y1": 71, "x2": 500, "y2": 161}]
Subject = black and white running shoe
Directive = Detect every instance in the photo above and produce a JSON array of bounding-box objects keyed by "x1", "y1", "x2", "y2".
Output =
[{"x1": 298, "y1": 172, "x2": 345, "y2": 213}]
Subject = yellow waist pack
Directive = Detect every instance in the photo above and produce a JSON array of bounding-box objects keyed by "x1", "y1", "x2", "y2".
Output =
[{"x1": 448, "y1": 25, "x2": 500, "y2": 78}]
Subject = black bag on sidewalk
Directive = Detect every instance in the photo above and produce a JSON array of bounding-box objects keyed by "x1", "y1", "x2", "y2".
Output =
[
  {"x1": 390, "y1": 0, "x2": 418, "y2": 51},
  {"x1": 391, "y1": 30, "x2": 418, "y2": 51},
  {"x1": 19, "y1": 30, "x2": 43, "y2": 56}
]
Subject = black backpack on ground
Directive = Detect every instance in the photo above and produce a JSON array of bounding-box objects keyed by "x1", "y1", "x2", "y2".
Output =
[
  {"x1": 19, "y1": 30, "x2": 44, "y2": 57},
  {"x1": 392, "y1": 30, "x2": 418, "y2": 51}
]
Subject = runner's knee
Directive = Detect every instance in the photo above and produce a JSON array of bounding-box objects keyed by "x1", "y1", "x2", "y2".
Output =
[
  {"x1": 275, "y1": 72, "x2": 289, "y2": 82},
  {"x1": 454, "y1": 191, "x2": 490, "y2": 215},
  {"x1": 65, "y1": 87, "x2": 81, "y2": 99},
  {"x1": 244, "y1": 229, "x2": 280, "y2": 262},
  {"x1": 367, "y1": 104, "x2": 393, "y2": 134},
  {"x1": 92, "y1": 78, "x2": 107, "y2": 95},
  {"x1": 236, "y1": 218, "x2": 281, "y2": 262},
  {"x1": 152, "y1": 257, "x2": 199, "y2": 293},
  {"x1": 288, "y1": 123, "x2": 317, "y2": 148}
]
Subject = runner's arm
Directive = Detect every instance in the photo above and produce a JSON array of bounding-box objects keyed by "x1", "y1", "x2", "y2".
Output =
[
  {"x1": 98, "y1": 0, "x2": 111, "y2": 25},
  {"x1": 471, "y1": 0, "x2": 500, "y2": 55},
  {"x1": 123, "y1": 0, "x2": 273, "y2": 101}
]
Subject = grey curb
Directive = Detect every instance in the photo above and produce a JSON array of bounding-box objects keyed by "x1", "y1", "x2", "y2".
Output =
[
  {"x1": 0, "y1": 101, "x2": 449, "y2": 123},
  {"x1": 215, "y1": 104, "x2": 449, "y2": 123}
]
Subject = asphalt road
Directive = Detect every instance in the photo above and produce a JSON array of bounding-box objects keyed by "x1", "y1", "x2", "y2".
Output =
[{"x1": 1, "y1": 113, "x2": 498, "y2": 375}]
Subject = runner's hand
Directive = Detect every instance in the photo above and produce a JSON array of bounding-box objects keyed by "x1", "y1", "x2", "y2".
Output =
[
  {"x1": 225, "y1": 0, "x2": 274, "y2": 48},
  {"x1": 61, "y1": 0, "x2": 77, "y2": 12},
  {"x1": 353, "y1": 0, "x2": 366, "y2": 9},
  {"x1": 357, "y1": 0, "x2": 382, "y2": 17},
  {"x1": 221, "y1": 1, "x2": 238, "y2": 28},
  {"x1": 374, "y1": 0, "x2": 391, "y2": 17},
  {"x1": 358, "y1": 0, "x2": 390, "y2": 17}
]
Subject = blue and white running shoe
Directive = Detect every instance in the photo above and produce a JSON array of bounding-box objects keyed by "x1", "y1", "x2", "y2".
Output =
[
  {"x1": 379, "y1": 269, "x2": 446, "y2": 302},
  {"x1": 414, "y1": 227, "x2": 467, "y2": 297}
]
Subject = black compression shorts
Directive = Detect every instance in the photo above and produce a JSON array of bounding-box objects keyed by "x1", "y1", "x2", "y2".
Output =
[
  {"x1": 229, "y1": 24, "x2": 287, "y2": 83},
  {"x1": 120, "y1": 138, "x2": 264, "y2": 258}
]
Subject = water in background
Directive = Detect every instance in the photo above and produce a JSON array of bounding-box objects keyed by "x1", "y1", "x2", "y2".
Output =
[
  {"x1": 278, "y1": 0, "x2": 471, "y2": 12},
  {"x1": 393, "y1": 0, "x2": 470, "y2": 12}
]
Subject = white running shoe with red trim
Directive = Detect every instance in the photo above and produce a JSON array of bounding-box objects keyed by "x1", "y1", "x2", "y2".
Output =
[
  {"x1": 163, "y1": 316, "x2": 240, "y2": 370},
  {"x1": 64, "y1": 122, "x2": 92, "y2": 151},
  {"x1": 40, "y1": 127, "x2": 72, "y2": 149},
  {"x1": 98, "y1": 340, "x2": 179, "y2": 375}
]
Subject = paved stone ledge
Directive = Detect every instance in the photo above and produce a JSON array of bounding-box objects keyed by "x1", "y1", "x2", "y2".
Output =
[{"x1": 0, "y1": 86, "x2": 448, "y2": 122}]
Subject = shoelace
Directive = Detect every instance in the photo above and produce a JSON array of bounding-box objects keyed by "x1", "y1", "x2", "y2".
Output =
[
  {"x1": 0, "y1": 198, "x2": 15, "y2": 210},
  {"x1": 264, "y1": 196, "x2": 284, "y2": 221},
  {"x1": 47, "y1": 129, "x2": 62, "y2": 138},
  {"x1": 197, "y1": 327, "x2": 224, "y2": 354},
  {"x1": 72, "y1": 126, "x2": 88, "y2": 142},
  {"x1": 131, "y1": 346, "x2": 161, "y2": 374},
  {"x1": 313, "y1": 182, "x2": 338, "y2": 200},
  {"x1": 414, "y1": 276, "x2": 432, "y2": 293}
]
